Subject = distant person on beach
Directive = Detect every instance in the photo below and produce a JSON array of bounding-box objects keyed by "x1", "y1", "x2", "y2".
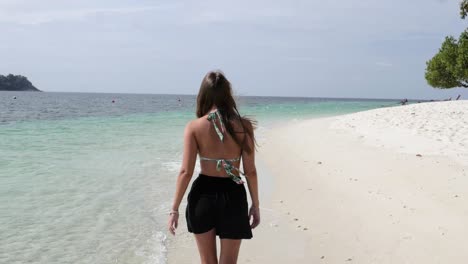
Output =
[{"x1": 168, "y1": 70, "x2": 260, "y2": 263}]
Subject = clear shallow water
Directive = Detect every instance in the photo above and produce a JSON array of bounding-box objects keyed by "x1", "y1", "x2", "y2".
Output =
[{"x1": 0, "y1": 92, "x2": 400, "y2": 263}]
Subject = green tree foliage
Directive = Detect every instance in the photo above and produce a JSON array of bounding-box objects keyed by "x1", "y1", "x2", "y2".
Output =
[
  {"x1": 0, "y1": 74, "x2": 40, "y2": 91},
  {"x1": 425, "y1": 2, "x2": 468, "y2": 89},
  {"x1": 461, "y1": 0, "x2": 468, "y2": 19},
  {"x1": 426, "y1": 31, "x2": 468, "y2": 88}
]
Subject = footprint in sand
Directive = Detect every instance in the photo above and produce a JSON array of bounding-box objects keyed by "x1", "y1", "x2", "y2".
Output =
[
  {"x1": 402, "y1": 233, "x2": 413, "y2": 240},
  {"x1": 438, "y1": 226, "x2": 448, "y2": 236}
]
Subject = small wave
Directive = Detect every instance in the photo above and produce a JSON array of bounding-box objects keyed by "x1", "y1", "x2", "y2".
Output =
[
  {"x1": 141, "y1": 158, "x2": 161, "y2": 168},
  {"x1": 161, "y1": 161, "x2": 201, "y2": 175},
  {"x1": 161, "y1": 161, "x2": 182, "y2": 173},
  {"x1": 134, "y1": 231, "x2": 168, "y2": 264}
]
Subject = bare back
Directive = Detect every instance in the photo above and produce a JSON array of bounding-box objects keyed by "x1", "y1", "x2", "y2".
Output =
[{"x1": 192, "y1": 113, "x2": 246, "y2": 177}]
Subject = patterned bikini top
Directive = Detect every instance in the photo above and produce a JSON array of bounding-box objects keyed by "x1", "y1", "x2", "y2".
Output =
[{"x1": 199, "y1": 109, "x2": 244, "y2": 184}]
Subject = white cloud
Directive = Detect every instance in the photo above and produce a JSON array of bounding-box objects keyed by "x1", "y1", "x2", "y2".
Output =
[
  {"x1": 189, "y1": 6, "x2": 295, "y2": 24},
  {"x1": 375, "y1": 62, "x2": 393, "y2": 67},
  {"x1": 0, "y1": 4, "x2": 180, "y2": 25}
]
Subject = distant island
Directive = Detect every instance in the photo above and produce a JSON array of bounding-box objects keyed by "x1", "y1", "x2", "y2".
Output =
[{"x1": 0, "y1": 74, "x2": 41, "y2": 92}]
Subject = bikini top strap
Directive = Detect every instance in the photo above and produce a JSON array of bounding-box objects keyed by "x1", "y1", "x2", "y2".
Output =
[
  {"x1": 207, "y1": 109, "x2": 226, "y2": 142},
  {"x1": 199, "y1": 156, "x2": 244, "y2": 184}
]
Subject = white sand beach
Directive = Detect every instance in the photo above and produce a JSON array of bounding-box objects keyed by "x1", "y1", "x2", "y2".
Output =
[{"x1": 168, "y1": 100, "x2": 468, "y2": 264}]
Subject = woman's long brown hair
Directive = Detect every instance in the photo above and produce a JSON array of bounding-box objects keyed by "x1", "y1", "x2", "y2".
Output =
[{"x1": 196, "y1": 70, "x2": 257, "y2": 153}]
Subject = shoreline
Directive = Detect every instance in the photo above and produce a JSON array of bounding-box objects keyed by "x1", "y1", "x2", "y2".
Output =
[{"x1": 168, "y1": 101, "x2": 468, "y2": 263}]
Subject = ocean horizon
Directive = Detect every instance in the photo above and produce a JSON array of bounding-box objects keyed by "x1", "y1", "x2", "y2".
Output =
[{"x1": 1, "y1": 89, "x2": 424, "y2": 101}]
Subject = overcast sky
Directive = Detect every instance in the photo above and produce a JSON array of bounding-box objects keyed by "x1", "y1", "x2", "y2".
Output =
[{"x1": 0, "y1": 0, "x2": 467, "y2": 99}]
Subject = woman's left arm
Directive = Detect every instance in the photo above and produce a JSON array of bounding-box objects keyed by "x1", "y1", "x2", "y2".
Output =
[{"x1": 168, "y1": 121, "x2": 198, "y2": 235}]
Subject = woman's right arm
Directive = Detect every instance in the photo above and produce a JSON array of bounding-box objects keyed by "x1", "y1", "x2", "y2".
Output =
[{"x1": 242, "y1": 121, "x2": 260, "y2": 229}]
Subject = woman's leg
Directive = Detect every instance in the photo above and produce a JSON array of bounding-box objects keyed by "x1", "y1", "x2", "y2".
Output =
[
  {"x1": 219, "y1": 239, "x2": 241, "y2": 264},
  {"x1": 194, "y1": 228, "x2": 218, "y2": 264}
]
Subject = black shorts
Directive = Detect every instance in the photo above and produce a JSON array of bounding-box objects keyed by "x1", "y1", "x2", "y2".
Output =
[{"x1": 185, "y1": 174, "x2": 253, "y2": 239}]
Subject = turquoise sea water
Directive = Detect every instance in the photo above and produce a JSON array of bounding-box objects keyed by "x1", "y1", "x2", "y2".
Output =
[{"x1": 0, "y1": 92, "x2": 400, "y2": 264}]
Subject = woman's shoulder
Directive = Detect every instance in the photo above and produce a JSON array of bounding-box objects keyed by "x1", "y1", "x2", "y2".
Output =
[
  {"x1": 185, "y1": 116, "x2": 207, "y2": 130},
  {"x1": 240, "y1": 118, "x2": 253, "y2": 128},
  {"x1": 239, "y1": 117, "x2": 256, "y2": 133}
]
